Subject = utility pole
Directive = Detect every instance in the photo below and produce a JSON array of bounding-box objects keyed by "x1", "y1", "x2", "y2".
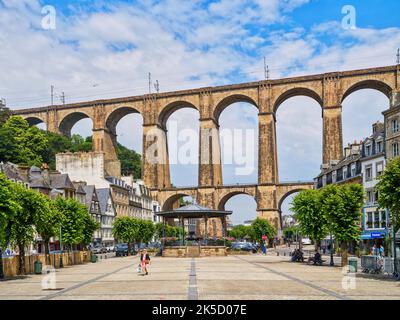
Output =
[
  {"x1": 51, "y1": 85, "x2": 54, "y2": 106},
  {"x1": 148, "y1": 72, "x2": 152, "y2": 94},
  {"x1": 154, "y1": 80, "x2": 160, "y2": 94},
  {"x1": 60, "y1": 92, "x2": 65, "y2": 106},
  {"x1": 397, "y1": 48, "x2": 400, "y2": 65}
]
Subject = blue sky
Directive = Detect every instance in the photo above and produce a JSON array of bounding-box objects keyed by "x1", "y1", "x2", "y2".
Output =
[{"x1": 1, "y1": 0, "x2": 399, "y2": 224}]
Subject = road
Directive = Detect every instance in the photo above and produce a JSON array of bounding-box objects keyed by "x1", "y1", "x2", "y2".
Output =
[{"x1": 0, "y1": 254, "x2": 399, "y2": 300}]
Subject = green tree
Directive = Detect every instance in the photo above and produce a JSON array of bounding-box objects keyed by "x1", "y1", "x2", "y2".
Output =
[
  {"x1": 41, "y1": 132, "x2": 73, "y2": 170},
  {"x1": 376, "y1": 157, "x2": 400, "y2": 233},
  {"x1": 112, "y1": 217, "x2": 139, "y2": 256},
  {"x1": 118, "y1": 143, "x2": 142, "y2": 178},
  {"x1": 250, "y1": 218, "x2": 276, "y2": 246},
  {"x1": 228, "y1": 225, "x2": 250, "y2": 240},
  {"x1": 54, "y1": 197, "x2": 97, "y2": 250},
  {"x1": 32, "y1": 196, "x2": 61, "y2": 264},
  {"x1": 283, "y1": 225, "x2": 300, "y2": 241},
  {"x1": 0, "y1": 105, "x2": 11, "y2": 127},
  {"x1": 320, "y1": 184, "x2": 364, "y2": 266},
  {"x1": 137, "y1": 220, "x2": 155, "y2": 245},
  {"x1": 0, "y1": 116, "x2": 48, "y2": 166},
  {"x1": 291, "y1": 189, "x2": 328, "y2": 250},
  {"x1": 7, "y1": 183, "x2": 47, "y2": 275},
  {"x1": 0, "y1": 174, "x2": 20, "y2": 278}
]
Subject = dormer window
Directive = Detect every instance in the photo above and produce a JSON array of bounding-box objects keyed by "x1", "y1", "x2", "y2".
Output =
[
  {"x1": 365, "y1": 144, "x2": 372, "y2": 156},
  {"x1": 376, "y1": 140, "x2": 383, "y2": 153}
]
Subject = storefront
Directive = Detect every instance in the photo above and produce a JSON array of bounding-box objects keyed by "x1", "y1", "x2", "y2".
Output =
[{"x1": 361, "y1": 206, "x2": 389, "y2": 254}]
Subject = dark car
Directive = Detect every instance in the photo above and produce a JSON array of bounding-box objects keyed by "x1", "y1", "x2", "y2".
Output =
[
  {"x1": 91, "y1": 245, "x2": 107, "y2": 254},
  {"x1": 115, "y1": 244, "x2": 136, "y2": 257}
]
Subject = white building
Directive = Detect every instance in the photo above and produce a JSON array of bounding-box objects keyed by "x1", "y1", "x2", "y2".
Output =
[
  {"x1": 97, "y1": 188, "x2": 116, "y2": 247},
  {"x1": 360, "y1": 122, "x2": 389, "y2": 247}
]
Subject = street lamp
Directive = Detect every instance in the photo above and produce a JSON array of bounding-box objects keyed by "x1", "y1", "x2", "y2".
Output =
[{"x1": 329, "y1": 232, "x2": 334, "y2": 267}]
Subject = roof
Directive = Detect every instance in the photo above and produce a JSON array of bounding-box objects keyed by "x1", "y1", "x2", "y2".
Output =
[
  {"x1": 50, "y1": 173, "x2": 75, "y2": 190},
  {"x1": 157, "y1": 203, "x2": 232, "y2": 219},
  {"x1": 97, "y1": 188, "x2": 114, "y2": 215}
]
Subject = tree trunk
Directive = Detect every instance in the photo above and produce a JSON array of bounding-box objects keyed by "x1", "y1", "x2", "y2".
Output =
[
  {"x1": 341, "y1": 241, "x2": 348, "y2": 267},
  {"x1": 44, "y1": 241, "x2": 50, "y2": 266},
  {"x1": 0, "y1": 247, "x2": 4, "y2": 279},
  {"x1": 127, "y1": 243, "x2": 132, "y2": 256},
  {"x1": 18, "y1": 244, "x2": 25, "y2": 275}
]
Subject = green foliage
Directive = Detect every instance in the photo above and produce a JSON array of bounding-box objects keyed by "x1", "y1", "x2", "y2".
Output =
[
  {"x1": 320, "y1": 184, "x2": 364, "y2": 243},
  {"x1": 0, "y1": 174, "x2": 19, "y2": 247},
  {"x1": 376, "y1": 157, "x2": 400, "y2": 232},
  {"x1": 0, "y1": 105, "x2": 11, "y2": 127},
  {"x1": 282, "y1": 225, "x2": 300, "y2": 240},
  {"x1": 118, "y1": 144, "x2": 142, "y2": 178},
  {"x1": 54, "y1": 197, "x2": 99, "y2": 247},
  {"x1": 112, "y1": 216, "x2": 139, "y2": 244},
  {"x1": 291, "y1": 189, "x2": 328, "y2": 245},
  {"x1": 228, "y1": 225, "x2": 252, "y2": 240},
  {"x1": 0, "y1": 116, "x2": 48, "y2": 166},
  {"x1": 249, "y1": 218, "x2": 276, "y2": 242},
  {"x1": 137, "y1": 219, "x2": 156, "y2": 244},
  {"x1": 0, "y1": 116, "x2": 142, "y2": 176}
]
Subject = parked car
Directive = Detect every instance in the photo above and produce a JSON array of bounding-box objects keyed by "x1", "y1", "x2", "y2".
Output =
[
  {"x1": 91, "y1": 245, "x2": 107, "y2": 254},
  {"x1": 231, "y1": 242, "x2": 257, "y2": 253},
  {"x1": 115, "y1": 244, "x2": 136, "y2": 256},
  {"x1": 106, "y1": 246, "x2": 115, "y2": 253},
  {"x1": 301, "y1": 238, "x2": 312, "y2": 245}
]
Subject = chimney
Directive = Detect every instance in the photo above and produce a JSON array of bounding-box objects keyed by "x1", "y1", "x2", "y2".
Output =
[
  {"x1": 41, "y1": 163, "x2": 50, "y2": 185},
  {"x1": 372, "y1": 121, "x2": 384, "y2": 134},
  {"x1": 344, "y1": 145, "x2": 351, "y2": 158}
]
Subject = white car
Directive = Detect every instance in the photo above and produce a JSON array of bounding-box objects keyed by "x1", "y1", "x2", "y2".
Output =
[{"x1": 301, "y1": 238, "x2": 312, "y2": 245}]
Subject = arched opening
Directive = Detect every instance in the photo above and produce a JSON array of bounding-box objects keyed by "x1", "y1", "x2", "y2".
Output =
[
  {"x1": 162, "y1": 194, "x2": 195, "y2": 211},
  {"x1": 279, "y1": 191, "x2": 301, "y2": 241},
  {"x1": 59, "y1": 112, "x2": 92, "y2": 138},
  {"x1": 106, "y1": 107, "x2": 143, "y2": 178},
  {"x1": 219, "y1": 193, "x2": 257, "y2": 226},
  {"x1": 342, "y1": 88, "x2": 389, "y2": 146},
  {"x1": 218, "y1": 101, "x2": 258, "y2": 185},
  {"x1": 25, "y1": 117, "x2": 47, "y2": 130},
  {"x1": 163, "y1": 103, "x2": 199, "y2": 187},
  {"x1": 276, "y1": 96, "x2": 322, "y2": 181}
]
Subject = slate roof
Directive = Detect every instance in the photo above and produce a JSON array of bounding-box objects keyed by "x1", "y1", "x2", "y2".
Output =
[{"x1": 97, "y1": 188, "x2": 114, "y2": 215}]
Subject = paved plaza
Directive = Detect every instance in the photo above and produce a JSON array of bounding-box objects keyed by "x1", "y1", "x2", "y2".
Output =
[{"x1": 0, "y1": 255, "x2": 399, "y2": 300}]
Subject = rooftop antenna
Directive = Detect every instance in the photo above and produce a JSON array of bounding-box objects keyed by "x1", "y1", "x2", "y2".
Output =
[
  {"x1": 397, "y1": 48, "x2": 400, "y2": 65},
  {"x1": 154, "y1": 80, "x2": 160, "y2": 94},
  {"x1": 51, "y1": 85, "x2": 54, "y2": 106}
]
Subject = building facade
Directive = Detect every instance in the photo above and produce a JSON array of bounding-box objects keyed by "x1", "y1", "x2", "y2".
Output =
[{"x1": 359, "y1": 122, "x2": 389, "y2": 249}]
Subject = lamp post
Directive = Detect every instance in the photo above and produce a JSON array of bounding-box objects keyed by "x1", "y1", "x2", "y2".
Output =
[
  {"x1": 330, "y1": 232, "x2": 334, "y2": 266},
  {"x1": 59, "y1": 224, "x2": 63, "y2": 268}
]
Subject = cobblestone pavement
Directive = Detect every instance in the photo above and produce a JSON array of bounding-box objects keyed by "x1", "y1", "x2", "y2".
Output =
[{"x1": 0, "y1": 255, "x2": 399, "y2": 300}]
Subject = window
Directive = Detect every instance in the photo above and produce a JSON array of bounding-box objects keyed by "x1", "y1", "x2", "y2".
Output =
[
  {"x1": 373, "y1": 211, "x2": 380, "y2": 229},
  {"x1": 392, "y1": 119, "x2": 399, "y2": 133},
  {"x1": 393, "y1": 143, "x2": 399, "y2": 158},
  {"x1": 366, "y1": 212, "x2": 373, "y2": 229},
  {"x1": 366, "y1": 191, "x2": 374, "y2": 204},
  {"x1": 365, "y1": 166, "x2": 372, "y2": 182},
  {"x1": 376, "y1": 141, "x2": 383, "y2": 153},
  {"x1": 365, "y1": 144, "x2": 371, "y2": 156},
  {"x1": 376, "y1": 162, "x2": 384, "y2": 177},
  {"x1": 380, "y1": 211, "x2": 387, "y2": 229}
]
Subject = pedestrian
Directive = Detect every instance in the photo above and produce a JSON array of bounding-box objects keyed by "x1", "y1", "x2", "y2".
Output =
[
  {"x1": 379, "y1": 244, "x2": 385, "y2": 257},
  {"x1": 140, "y1": 248, "x2": 151, "y2": 276}
]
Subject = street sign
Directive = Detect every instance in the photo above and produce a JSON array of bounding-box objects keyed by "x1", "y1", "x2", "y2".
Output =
[
  {"x1": 371, "y1": 233, "x2": 382, "y2": 239},
  {"x1": 262, "y1": 235, "x2": 267, "y2": 240}
]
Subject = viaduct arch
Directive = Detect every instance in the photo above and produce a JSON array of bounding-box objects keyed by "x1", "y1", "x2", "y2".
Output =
[{"x1": 13, "y1": 65, "x2": 400, "y2": 231}]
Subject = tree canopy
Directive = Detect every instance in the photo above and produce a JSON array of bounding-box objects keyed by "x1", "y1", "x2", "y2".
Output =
[{"x1": 376, "y1": 157, "x2": 400, "y2": 232}]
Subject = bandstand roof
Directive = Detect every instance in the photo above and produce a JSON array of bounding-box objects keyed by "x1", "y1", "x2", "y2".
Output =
[{"x1": 157, "y1": 203, "x2": 232, "y2": 219}]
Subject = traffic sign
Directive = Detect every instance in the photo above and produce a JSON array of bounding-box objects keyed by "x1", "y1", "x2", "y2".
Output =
[{"x1": 262, "y1": 235, "x2": 267, "y2": 240}]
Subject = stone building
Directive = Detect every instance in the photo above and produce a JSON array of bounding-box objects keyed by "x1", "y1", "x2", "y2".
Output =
[
  {"x1": 314, "y1": 141, "x2": 362, "y2": 189},
  {"x1": 383, "y1": 104, "x2": 400, "y2": 160},
  {"x1": 97, "y1": 188, "x2": 116, "y2": 247},
  {"x1": 359, "y1": 122, "x2": 389, "y2": 250}
]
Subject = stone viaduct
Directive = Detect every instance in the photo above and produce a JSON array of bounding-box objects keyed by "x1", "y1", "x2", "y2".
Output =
[{"x1": 12, "y1": 65, "x2": 400, "y2": 230}]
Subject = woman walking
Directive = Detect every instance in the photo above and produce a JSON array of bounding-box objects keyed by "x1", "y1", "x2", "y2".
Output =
[{"x1": 140, "y1": 249, "x2": 151, "y2": 275}]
